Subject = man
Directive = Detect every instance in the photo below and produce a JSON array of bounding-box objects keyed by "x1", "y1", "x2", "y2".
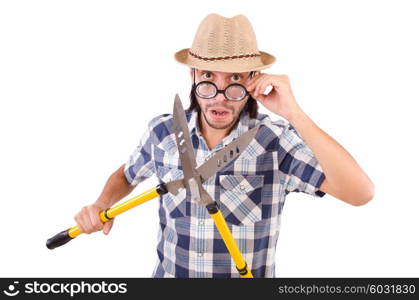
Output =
[{"x1": 74, "y1": 14, "x2": 374, "y2": 277}]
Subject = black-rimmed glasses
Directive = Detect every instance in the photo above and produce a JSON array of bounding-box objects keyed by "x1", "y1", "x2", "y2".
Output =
[{"x1": 192, "y1": 69, "x2": 255, "y2": 101}]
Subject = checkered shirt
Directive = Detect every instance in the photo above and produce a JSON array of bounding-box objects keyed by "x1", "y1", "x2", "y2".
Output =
[{"x1": 124, "y1": 108, "x2": 325, "y2": 278}]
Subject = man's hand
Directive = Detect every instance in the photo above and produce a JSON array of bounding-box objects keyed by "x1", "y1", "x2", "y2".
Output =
[
  {"x1": 247, "y1": 73, "x2": 374, "y2": 205},
  {"x1": 246, "y1": 73, "x2": 302, "y2": 122},
  {"x1": 74, "y1": 202, "x2": 114, "y2": 235}
]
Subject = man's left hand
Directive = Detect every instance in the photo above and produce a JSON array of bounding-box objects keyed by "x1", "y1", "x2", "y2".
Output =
[{"x1": 246, "y1": 73, "x2": 302, "y2": 122}]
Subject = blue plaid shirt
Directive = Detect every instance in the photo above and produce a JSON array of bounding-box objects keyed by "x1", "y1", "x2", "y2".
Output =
[{"x1": 124, "y1": 108, "x2": 325, "y2": 278}]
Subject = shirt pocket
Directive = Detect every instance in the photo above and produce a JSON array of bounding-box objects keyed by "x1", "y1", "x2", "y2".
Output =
[
  {"x1": 218, "y1": 174, "x2": 264, "y2": 226},
  {"x1": 156, "y1": 165, "x2": 188, "y2": 219}
]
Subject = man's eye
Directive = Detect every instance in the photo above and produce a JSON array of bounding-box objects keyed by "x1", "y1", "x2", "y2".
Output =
[
  {"x1": 232, "y1": 74, "x2": 241, "y2": 81},
  {"x1": 203, "y1": 72, "x2": 212, "y2": 79}
]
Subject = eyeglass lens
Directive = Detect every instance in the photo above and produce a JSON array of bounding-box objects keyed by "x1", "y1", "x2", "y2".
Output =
[{"x1": 196, "y1": 82, "x2": 247, "y2": 101}]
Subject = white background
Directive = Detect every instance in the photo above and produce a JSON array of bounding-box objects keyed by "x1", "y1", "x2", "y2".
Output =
[{"x1": 1, "y1": 0, "x2": 418, "y2": 277}]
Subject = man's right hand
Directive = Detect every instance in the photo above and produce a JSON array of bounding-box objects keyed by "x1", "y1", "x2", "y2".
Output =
[{"x1": 74, "y1": 203, "x2": 114, "y2": 235}]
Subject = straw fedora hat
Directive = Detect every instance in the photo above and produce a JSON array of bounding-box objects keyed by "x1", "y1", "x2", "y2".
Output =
[{"x1": 174, "y1": 13, "x2": 276, "y2": 73}]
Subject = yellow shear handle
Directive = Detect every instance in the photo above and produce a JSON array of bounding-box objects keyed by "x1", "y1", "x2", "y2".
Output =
[
  {"x1": 208, "y1": 203, "x2": 254, "y2": 278},
  {"x1": 46, "y1": 184, "x2": 166, "y2": 250}
]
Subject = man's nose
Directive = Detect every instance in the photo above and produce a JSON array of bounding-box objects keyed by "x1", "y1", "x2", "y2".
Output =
[
  {"x1": 213, "y1": 80, "x2": 229, "y2": 102},
  {"x1": 213, "y1": 78, "x2": 229, "y2": 90},
  {"x1": 213, "y1": 91, "x2": 229, "y2": 103}
]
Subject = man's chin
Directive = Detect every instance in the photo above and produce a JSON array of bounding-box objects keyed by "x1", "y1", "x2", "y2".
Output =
[{"x1": 208, "y1": 122, "x2": 233, "y2": 130}]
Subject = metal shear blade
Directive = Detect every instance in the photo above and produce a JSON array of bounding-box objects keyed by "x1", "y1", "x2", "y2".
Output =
[{"x1": 169, "y1": 94, "x2": 259, "y2": 206}]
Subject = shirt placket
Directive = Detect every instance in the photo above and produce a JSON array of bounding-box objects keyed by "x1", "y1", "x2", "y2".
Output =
[
  {"x1": 194, "y1": 132, "x2": 224, "y2": 277},
  {"x1": 193, "y1": 136, "x2": 205, "y2": 277},
  {"x1": 192, "y1": 124, "x2": 241, "y2": 277}
]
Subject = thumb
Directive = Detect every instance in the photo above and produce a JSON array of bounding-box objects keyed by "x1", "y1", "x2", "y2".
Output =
[{"x1": 103, "y1": 219, "x2": 114, "y2": 235}]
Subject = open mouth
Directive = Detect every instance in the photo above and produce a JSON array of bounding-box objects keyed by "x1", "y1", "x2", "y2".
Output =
[{"x1": 209, "y1": 109, "x2": 230, "y2": 117}]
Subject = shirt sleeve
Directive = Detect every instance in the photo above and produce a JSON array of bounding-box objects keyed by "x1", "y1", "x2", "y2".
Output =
[
  {"x1": 123, "y1": 122, "x2": 156, "y2": 186},
  {"x1": 278, "y1": 123, "x2": 326, "y2": 197}
]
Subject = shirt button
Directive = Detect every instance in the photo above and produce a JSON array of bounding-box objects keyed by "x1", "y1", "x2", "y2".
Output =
[
  {"x1": 198, "y1": 252, "x2": 203, "y2": 257},
  {"x1": 199, "y1": 220, "x2": 204, "y2": 225},
  {"x1": 240, "y1": 184, "x2": 246, "y2": 190}
]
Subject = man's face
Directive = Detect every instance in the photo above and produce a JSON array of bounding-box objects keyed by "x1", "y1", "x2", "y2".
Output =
[{"x1": 192, "y1": 69, "x2": 253, "y2": 130}]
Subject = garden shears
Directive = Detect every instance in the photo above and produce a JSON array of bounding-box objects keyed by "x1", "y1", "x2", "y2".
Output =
[{"x1": 47, "y1": 94, "x2": 259, "y2": 278}]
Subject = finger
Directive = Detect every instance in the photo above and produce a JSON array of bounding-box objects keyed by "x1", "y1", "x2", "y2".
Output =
[
  {"x1": 246, "y1": 71, "x2": 262, "y2": 86},
  {"x1": 248, "y1": 75, "x2": 265, "y2": 91},
  {"x1": 257, "y1": 77, "x2": 275, "y2": 96},
  {"x1": 260, "y1": 76, "x2": 281, "y2": 96},
  {"x1": 81, "y1": 211, "x2": 95, "y2": 234},
  {"x1": 88, "y1": 207, "x2": 103, "y2": 231},
  {"x1": 253, "y1": 76, "x2": 273, "y2": 97},
  {"x1": 247, "y1": 74, "x2": 265, "y2": 91},
  {"x1": 249, "y1": 76, "x2": 267, "y2": 97},
  {"x1": 74, "y1": 214, "x2": 86, "y2": 234},
  {"x1": 103, "y1": 220, "x2": 114, "y2": 235}
]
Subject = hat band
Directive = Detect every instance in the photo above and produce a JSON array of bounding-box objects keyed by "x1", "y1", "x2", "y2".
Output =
[{"x1": 188, "y1": 50, "x2": 261, "y2": 62}]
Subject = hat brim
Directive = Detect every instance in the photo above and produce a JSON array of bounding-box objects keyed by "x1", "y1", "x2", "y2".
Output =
[{"x1": 174, "y1": 48, "x2": 276, "y2": 73}]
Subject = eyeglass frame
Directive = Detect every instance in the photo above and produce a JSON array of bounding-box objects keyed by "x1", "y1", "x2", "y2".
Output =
[{"x1": 191, "y1": 68, "x2": 256, "y2": 101}]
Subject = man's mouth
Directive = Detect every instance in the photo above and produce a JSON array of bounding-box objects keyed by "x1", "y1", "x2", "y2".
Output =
[{"x1": 209, "y1": 108, "x2": 230, "y2": 117}]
